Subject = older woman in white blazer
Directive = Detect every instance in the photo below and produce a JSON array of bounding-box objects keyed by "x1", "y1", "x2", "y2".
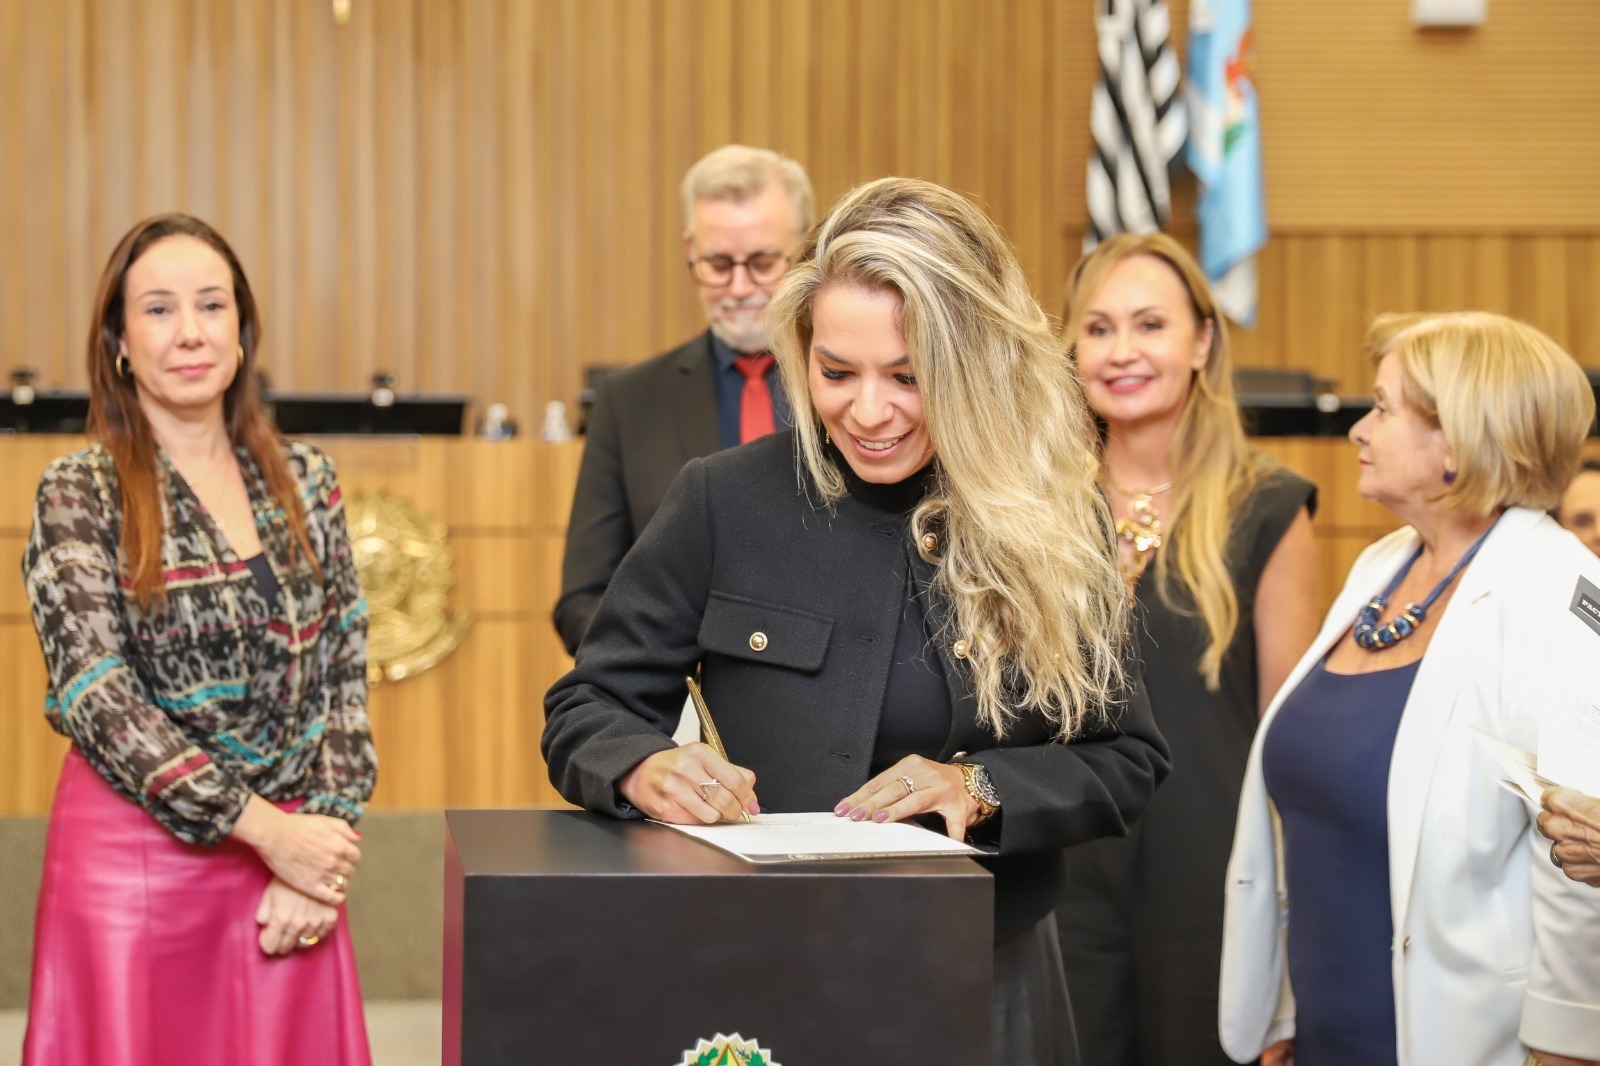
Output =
[{"x1": 1218, "y1": 312, "x2": 1600, "y2": 1066}]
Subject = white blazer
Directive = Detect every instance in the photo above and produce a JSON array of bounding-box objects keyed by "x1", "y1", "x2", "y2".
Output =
[{"x1": 1218, "y1": 507, "x2": 1600, "y2": 1065}]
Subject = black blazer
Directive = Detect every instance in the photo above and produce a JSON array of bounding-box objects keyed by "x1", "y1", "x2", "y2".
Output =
[
  {"x1": 552, "y1": 332, "x2": 721, "y2": 655},
  {"x1": 543, "y1": 433, "x2": 1170, "y2": 941}
]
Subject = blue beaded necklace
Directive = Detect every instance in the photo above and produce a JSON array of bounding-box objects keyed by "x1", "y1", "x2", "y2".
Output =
[{"x1": 1352, "y1": 519, "x2": 1499, "y2": 650}]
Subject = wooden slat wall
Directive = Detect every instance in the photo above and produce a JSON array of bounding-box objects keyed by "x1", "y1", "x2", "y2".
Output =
[
  {"x1": 1254, "y1": 0, "x2": 1600, "y2": 231},
  {"x1": 0, "y1": 0, "x2": 1080, "y2": 422},
  {"x1": 1228, "y1": 234, "x2": 1600, "y2": 393},
  {"x1": 3, "y1": 0, "x2": 1594, "y2": 426}
]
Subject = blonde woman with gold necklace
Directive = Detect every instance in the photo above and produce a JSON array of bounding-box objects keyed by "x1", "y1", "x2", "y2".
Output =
[{"x1": 1053, "y1": 233, "x2": 1318, "y2": 1066}]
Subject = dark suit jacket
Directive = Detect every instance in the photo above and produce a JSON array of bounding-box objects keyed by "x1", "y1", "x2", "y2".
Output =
[
  {"x1": 543, "y1": 432, "x2": 1171, "y2": 941},
  {"x1": 553, "y1": 332, "x2": 720, "y2": 655}
]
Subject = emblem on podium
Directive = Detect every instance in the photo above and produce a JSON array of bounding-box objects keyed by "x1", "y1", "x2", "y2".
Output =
[
  {"x1": 678, "y1": 1032, "x2": 778, "y2": 1066},
  {"x1": 345, "y1": 489, "x2": 472, "y2": 683}
]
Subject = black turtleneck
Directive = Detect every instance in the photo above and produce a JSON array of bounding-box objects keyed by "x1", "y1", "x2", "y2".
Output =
[{"x1": 827, "y1": 443, "x2": 953, "y2": 776}]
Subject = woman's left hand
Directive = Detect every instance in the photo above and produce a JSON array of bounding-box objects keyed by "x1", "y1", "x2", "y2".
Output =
[
  {"x1": 255, "y1": 876, "x2": 341, "y2": 957},
  {"x1": 833, "y1": 756, "x2": 980, "y2": 841}
]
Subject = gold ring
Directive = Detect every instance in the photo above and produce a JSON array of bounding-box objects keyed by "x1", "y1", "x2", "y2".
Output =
[
  {"x1": 698, "y1": 779, "x2": 721, "y2": 802},
  {"x1": 329, "y1": 874, "x2": 348, "y2": 892},
  {"x1": 297, "y1": 934, "x2": 321, "y2": 948},
  {"x1": 900, "y1": 775, "x2": 916, "y2": 797}
]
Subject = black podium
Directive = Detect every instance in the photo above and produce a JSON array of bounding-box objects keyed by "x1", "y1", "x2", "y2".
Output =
[{"x1": 443, "y1": 810, "x2": 993, "y2": 1064}]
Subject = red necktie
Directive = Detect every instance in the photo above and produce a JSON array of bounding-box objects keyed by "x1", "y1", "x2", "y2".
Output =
[{"x1": 734, "y1": 354, "x2": 776, "y2": 443}]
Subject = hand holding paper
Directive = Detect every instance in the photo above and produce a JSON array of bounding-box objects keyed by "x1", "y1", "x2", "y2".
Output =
[
  {"x1": 1538, "y1": 787, "x2": 1600, "y2": 888},
  {"x1": 1469, "y1": 725, "x2": 1557, "y2": 813}
]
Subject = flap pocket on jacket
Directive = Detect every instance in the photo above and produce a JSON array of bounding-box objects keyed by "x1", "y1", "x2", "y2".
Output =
[{"x1": 699, "y1": 591, "x2": 833, "y2": 673}]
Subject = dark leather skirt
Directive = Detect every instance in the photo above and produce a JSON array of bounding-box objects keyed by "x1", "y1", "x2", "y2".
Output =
[{"x1": 993, "y1": 914, "x2": 1079, "y2": 1066}]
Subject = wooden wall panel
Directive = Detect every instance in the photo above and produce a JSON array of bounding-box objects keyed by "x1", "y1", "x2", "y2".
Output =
[
  {"x1": 0, "y1": 0, "x2": 1089, "y2": 411},
  {"x1": 1254, "y1": 0, "x2": 1600, "y2": 230},
  {"x1": 2, "y1": 0, "x2": 1596, "y2": 413},
  {"x1": 1225, "y1": 233, "x2": 1600, "y2": 389},
  {"x1": 0, "y1": 624, "x2": 67, "y2": 816}
]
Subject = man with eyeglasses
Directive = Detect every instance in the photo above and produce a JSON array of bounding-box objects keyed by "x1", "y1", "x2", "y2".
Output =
[{"x1": 553, "y1": 145, "x2": 815, "y2": 656}]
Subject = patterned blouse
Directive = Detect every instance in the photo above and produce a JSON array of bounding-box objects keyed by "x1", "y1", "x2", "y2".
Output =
[{"x1": 23, "y1": 440, "x2": 375, "y2": 845}]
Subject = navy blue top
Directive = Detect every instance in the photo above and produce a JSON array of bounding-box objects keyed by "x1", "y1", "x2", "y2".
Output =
[
  {"x1": 710, "y1": 332, "x2": 792, "y2": 449},
  {"x1": 1262, "y1": 657, "x2": 1420, "y2": 1066}
]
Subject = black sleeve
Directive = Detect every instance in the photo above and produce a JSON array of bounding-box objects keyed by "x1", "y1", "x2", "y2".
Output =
[
  {"x1": 968, "y1": 647, "x2": 1171, "y2": 856},
  {"x1": 1238, "y1": 464, "x2": 1318, "y2": 580},
  {"x1": 543, "y1": 458, "x2": 714, "y2": 815},
  {"x1": 552, "y1": 378, "x2": 635, "y2": 656}
]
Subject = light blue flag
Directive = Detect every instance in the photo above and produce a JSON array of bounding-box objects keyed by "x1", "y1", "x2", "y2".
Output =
[{"x1": 1186, "y1": 0, "x2": 1265, "y2": 326}]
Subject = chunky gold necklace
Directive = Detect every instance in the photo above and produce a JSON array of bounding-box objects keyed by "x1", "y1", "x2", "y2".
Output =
[{"x1": 1107, "y1": 473, "x2": 1173, "y2": 591}]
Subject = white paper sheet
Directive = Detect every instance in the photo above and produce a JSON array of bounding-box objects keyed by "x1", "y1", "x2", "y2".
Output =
[
  {"x1": 1531, "y1": 578, "x2": 1600, "y2": 796},
  {"x1": 1472, "y1": 724, "x2": 1561, "y2": 812},
  {"x1": 652, "y1": 812, "x2": 981, "y2": 864},
  {"x1": 1537, "y1": 692, "x2": 1600, "y2": 797}
]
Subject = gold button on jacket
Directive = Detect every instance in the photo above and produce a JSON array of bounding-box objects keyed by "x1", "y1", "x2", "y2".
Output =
[{"x1": 748, "y1": 631, "x2": 769, "y2": 652}]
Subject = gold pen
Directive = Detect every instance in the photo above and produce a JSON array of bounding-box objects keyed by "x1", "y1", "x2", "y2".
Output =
[{"x1": 684, "y1": 675, "x2": 753, "y2": 823}]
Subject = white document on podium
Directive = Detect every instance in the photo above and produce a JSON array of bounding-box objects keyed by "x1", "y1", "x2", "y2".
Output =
[{"x1": 653, "y1": 812, "x2": 981, "y2": 864}]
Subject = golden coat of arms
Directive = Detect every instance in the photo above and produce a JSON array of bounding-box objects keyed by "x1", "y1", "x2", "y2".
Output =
[{"x1": 346, "y1": 490, "x2": 471, "y2": 684}]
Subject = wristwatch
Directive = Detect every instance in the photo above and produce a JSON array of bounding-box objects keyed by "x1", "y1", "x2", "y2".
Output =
[{"x1": 955, "y1": 762, "x2": 1001, "y2": 823}]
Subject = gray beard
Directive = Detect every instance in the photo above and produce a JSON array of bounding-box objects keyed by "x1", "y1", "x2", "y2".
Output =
[{"x1": 709, "y1": 316, "x2": 768, "y2": 355}]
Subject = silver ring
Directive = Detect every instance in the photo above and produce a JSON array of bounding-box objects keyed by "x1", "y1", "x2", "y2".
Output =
[
  {"x1": 1551, "y1": 841, "x2": 1564, "y2": 870},
  {"x1": 900, "y1": 775, "x2": 916, "y2": 797}
]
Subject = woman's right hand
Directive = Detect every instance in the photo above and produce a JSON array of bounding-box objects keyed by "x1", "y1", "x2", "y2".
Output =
[
  {"x1": 617, "y1": 743, "x2": 759, "y2": 824},
  {"x1": 230, "y1": 795, "x2": 361, "y2": 905},
  {"x1": 1261, "y1": 1039, "x2": 1294, "y2": 1066}
]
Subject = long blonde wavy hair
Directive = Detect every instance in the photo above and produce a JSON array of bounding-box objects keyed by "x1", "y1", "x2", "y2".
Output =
[
  {"x1": 1062, "y1": 233, "x2": 1273, "y2": 690},
  {"x1": 766, "y1": 178, "x2": 1130, "y2": 740}
]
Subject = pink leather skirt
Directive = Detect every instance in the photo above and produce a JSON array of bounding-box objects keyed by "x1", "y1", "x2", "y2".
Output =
[{"x1": 24, "y1": 748, "x2": 372, "y2": 1066}]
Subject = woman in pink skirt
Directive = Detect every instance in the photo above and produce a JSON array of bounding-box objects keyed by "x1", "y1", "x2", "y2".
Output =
[{"x1": 21, "y1": 213, "x2": 376, "y2": 1065}]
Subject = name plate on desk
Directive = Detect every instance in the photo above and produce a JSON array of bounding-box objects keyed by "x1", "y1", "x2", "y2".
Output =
[{"x1": 443, "y1": 810, "x2": 992, "y2": 1065}]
